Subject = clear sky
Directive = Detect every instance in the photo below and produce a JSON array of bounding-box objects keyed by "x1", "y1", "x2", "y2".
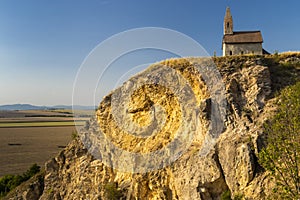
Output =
[{"x1": 0, "y1": 0, "x2": 299, "y2": 106}]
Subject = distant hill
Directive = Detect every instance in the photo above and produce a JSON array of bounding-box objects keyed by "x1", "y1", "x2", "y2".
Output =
[
  {"x1": 0, "y1": 104, "x2": 47, "y2": 111},
  {"x1": 0, "y1": 104, "x2": 96, "y2": 111}
]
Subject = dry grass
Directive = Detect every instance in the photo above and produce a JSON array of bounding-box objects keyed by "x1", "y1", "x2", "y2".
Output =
[
  {"x1": 0, "y1": 126, "x2": 76, "y2": 176},
  {"x1": 0, "y1": 110, "x2": 91, "y2": 176},
  {"x1": 279, "y1": 51, "x2": 300, "y2": 56}
]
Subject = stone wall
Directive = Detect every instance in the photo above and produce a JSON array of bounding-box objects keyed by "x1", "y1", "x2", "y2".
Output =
[{"x1": 223, "y1": 43, "x2": 262, "y2": 56}]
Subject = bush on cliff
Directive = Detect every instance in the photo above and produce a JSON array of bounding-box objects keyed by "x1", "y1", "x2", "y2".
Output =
[
  {"x1": 0, "y1": 164, "x2": 40, "y2": 197},
  {"x1": 259, "y1": 82, "x2": 300, "y2": 199}
]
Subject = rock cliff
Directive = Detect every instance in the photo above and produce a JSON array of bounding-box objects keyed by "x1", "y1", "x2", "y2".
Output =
[{"x1": 5, "y1": 53, "x2": 300, "y2": 200}]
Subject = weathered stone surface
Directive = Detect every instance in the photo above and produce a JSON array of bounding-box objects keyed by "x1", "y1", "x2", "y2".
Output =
[{"x1": 6, "y1": 53, "x2": 300, "y2": 199}]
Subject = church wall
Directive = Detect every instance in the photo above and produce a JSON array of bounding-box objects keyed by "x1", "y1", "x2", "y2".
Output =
[{"x1": 223, "y1": 43, "x2": 262, "y2": 56}]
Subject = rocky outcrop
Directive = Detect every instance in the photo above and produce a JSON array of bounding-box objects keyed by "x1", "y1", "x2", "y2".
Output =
[{"x1": 5, "y1": 53, "x2": 300, "y2": 200}]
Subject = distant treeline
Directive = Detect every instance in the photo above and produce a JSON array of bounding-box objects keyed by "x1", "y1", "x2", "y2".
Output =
[{"x1": 24, "y1": 114, "x2": 92, "y2": 118}]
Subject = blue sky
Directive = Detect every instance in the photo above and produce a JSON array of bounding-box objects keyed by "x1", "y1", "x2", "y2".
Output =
[{"x1": 0, "y1": 0, "x2": 299, "y2": 106}]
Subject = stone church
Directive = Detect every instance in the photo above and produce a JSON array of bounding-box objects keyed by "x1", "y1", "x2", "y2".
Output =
[{"x1": 222, "y1": 7, "x2": 266, "y2": 56}]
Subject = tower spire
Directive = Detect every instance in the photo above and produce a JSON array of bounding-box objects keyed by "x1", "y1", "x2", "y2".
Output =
[{"x1": 224, "y1": 7, "x2": 233, "y2": 35}]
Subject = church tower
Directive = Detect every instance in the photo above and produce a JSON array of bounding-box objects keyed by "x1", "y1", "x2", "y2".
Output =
[{"x1": 224, "y1": 7, "x2": 233, "y2": 35}]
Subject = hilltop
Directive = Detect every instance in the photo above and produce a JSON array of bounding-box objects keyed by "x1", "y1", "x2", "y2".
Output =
[{"x1": 4, "y1": 53, "x2": 300, "y2": 200}]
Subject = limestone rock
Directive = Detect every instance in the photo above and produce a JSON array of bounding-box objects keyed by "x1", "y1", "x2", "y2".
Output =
[{"x1": 6, "y1": 53, "x2": 300, "y2": 199}]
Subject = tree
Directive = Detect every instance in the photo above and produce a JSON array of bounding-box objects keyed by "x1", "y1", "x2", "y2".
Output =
[
  {"x1": 22, "y1": 163, "x2": 40, "y2": 180},
  {"x1": 0, "y1": 163, "x2": 40, "y2": 197},
  {"x1": 259, "y1": 82, "x2": 300, "y2": 199}
]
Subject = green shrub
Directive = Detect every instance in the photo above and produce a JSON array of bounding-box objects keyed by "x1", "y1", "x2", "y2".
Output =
[
  {"x1": 71, "y1": 131, "x2": 79, "y2": 139},
  {"x1": 0, "y1": 164, "x2": 40, "y2": 197},
  {"x1": 22, "y1": 163, "x2": 40, "y2": 180},
  {"x1": 0, "y1": 174, "x2": 23, "y2": 197},
  {"x1": 104, "y1": 182, "x2": 122, "y2": 200},
  {"x1": 221, "y1": 189, "x2": 231, "y2": 200},
  {"x1": 259, "y1": 82, "x2": 300, "y2": 199},
  {"x1": 233, "y1": 193, "x2": 244, "y2": 200}
]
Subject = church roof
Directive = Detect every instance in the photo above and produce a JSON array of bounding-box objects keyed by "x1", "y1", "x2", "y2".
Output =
[{"x1": 223, "y1": 31, "x2": 263, "y2": 44}]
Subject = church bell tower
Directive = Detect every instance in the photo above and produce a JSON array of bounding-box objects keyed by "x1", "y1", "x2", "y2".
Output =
[{"x1": 224, "y1": 7, "x2": 233, "y2": 35}]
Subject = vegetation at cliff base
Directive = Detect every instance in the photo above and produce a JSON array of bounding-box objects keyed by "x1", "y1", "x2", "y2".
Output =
[
  {"x1": 259, "y1": 81, "x2": 300, "y2": 199},
  {"x1": 0, "y1": 164, "x2": 41, "y2": 198}
]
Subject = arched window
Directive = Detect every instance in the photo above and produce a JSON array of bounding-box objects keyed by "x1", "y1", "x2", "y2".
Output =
[
  {"x1": 241, "y1": 51, "x2": 244, "y2": 55},
  {"x1": 227, "y1": 22, "x2": 230, "y2": 29},
  {"x1": 229, "y1": 50, "x2": 233, "y2": 55}
]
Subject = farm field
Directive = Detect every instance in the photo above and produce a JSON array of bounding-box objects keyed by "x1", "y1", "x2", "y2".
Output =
[
  {"x1": 0, "y1": 109, "x2": 94, "y2": 177},
  {"x1": 0, "y1": 121, "x2": 81, "y2": 128}
]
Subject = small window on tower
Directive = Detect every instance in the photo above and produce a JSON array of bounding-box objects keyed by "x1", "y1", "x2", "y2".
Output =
[
  {"x1": 227, "y1": 22, "x2": 230, "y2": 29},
  {"x1": 241, "y1": 51, "x2": 244, "y2": 55},
  {"x1": 229, "y1": 51, "x2": 233, "y2": 55}
]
